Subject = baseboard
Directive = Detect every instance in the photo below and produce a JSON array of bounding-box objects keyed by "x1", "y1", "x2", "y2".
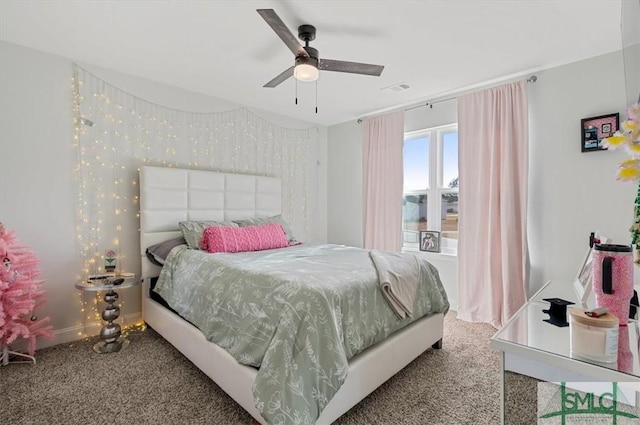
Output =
[{"x1": 11, "y1": 312, "x2": 143, "y2": 351}]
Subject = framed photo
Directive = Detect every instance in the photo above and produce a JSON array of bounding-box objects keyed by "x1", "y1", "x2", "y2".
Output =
[
  {"x1": 572, "y1": 233, "x2": 610, "y2": 306},
  {"x1": 419, "y1": 230, "x2": 441, "y2": 253},
  {"x1": 573, "y1": 247, "x2": 593, "y2": 307},
  {"x1": 580, "y1": 113, "x2": 619, "y2": 152}
]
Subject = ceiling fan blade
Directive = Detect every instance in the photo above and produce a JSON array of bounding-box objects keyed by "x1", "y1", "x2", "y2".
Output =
[
  {"x1": 264, "y1": 66, "x2": 294, "y2": 88},
  {"x1": 257, "y1": 9, "x2": 309, "y2": 58},
  {"x1": 319, "y1": 59, "x2": 384, "y2": 76}
]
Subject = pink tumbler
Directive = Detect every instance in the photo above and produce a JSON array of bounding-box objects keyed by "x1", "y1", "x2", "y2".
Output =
[
  {"x1": 592, "y1": 244, "x2": 634, "y2": 325},
  {"x1": 618, "y1": 325, "x2": 632, "y2": 373}
]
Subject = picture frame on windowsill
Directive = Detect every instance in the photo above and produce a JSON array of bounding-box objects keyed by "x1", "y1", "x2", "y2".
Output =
[{"x1": 419, "y1": 230, "x2": 440, "y2": 253}]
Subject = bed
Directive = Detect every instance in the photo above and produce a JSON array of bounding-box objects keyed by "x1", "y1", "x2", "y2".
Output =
[{"x1": 139, "y1": 165, "x2": 448, "y2": 425}]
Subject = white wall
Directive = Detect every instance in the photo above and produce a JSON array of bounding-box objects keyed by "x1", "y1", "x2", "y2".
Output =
[
  {"x1": 0, "y1": 41, "x2": 328, "y2": 348},
  {"x1": 405, "y1": 100, "x2": 457, "y2": 133},
  {"x1": 527, "y1": 50, "x2": 632, "y2": 292},
  {"x1": 327, "y1": 120, "x2": 363, "y2": 247},
  {"x1": 326, "y1": 50, "x2": 634, "y2": 312},
  {"x1": 1, "y1": 42, "x2": 78, "y2": 345}
]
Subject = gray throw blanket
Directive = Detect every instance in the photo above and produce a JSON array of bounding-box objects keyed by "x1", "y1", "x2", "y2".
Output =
[{"x1": 369, "y1": 250, "x2": 420, "y2": 319}]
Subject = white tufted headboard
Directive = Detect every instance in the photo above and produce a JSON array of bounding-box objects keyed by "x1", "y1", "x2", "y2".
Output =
[{"x1": 139, "y1": 166, "x2": 281, "y2": 279}]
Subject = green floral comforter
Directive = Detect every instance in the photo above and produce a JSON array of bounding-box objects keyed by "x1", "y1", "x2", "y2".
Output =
[{"x1": 154, "y1": 243, "x2": 449, "y2": 425}]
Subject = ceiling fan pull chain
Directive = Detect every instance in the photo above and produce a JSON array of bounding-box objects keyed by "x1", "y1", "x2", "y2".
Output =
[
  {"x1": 295, "y1": 79, "x2": 298, "y2": 105},
  {"x1": 315, "y1": 80, "x2": 318, "y2": 114}
]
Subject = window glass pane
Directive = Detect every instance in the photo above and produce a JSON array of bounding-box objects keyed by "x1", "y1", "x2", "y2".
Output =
[
  {"x1": 403, "y1": 136, "x2": 429, "y2": 190},
  {"x1": 403, "y1": 193, "x2": 428, "y2": 244},
  {"x1": 402, "y1": 127, "x2": 458, "y2": 255},
  {"x1": 441, "y1": 193, "x2": 458, "y2": 241},
  {"x1": 442, "y1": 132, "x2": 458, "y2": 189}
]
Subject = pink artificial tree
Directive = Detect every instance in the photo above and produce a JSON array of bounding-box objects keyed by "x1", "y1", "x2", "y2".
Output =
[{"x1": 0, "y1": 222, "x2": 53, "y2": 365}]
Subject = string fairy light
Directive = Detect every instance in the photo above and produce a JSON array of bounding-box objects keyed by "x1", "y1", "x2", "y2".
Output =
[
  {"x1": 74, "y1": 287, "x2": 145, "y2": 341},
  {"x1": 72, "y1": 63, "x2": 316, "y2": 288}
]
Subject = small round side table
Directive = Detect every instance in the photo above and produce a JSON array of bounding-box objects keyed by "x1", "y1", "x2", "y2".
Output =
[{"x1": 75, "y1": 274, "x2": 139, "y2": 354}]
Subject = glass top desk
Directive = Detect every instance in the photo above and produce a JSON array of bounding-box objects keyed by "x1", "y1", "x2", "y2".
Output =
[{"x1": 491, "y1": 280, "x2": 640, "y2": 423}]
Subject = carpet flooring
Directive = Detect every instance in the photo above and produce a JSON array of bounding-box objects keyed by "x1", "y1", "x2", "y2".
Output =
[{"x1": 1, "y1": 311, "x2": 537, "y2": 425}]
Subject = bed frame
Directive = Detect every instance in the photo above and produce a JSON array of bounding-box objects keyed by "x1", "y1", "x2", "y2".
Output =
[{"x1": 139, "y1": 165, "x2": 444, "y2": 425}]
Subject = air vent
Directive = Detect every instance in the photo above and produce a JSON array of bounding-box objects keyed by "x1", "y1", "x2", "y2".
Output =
[{"x1": 381, "y1": 82, "x2": 411, "y2": 92}]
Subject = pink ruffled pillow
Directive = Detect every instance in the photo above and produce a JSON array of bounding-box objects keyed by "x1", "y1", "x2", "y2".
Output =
[{"x1": 199, "y1": 222, "x2": 290, "y2": 253}]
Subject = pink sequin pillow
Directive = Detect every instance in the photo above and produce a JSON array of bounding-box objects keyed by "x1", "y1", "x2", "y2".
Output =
[{"x1": 199, "y1": 222, "x2": 290, "y2": 253}]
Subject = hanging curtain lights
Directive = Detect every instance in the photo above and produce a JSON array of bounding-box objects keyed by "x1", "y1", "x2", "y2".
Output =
[{"x1": 72, "y1": 64, "x2": 314, "y2": 279}]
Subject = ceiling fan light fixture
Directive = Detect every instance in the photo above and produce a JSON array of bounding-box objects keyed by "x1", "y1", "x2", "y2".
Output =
[
  {"x1": 258, "y1": 9, "x2": 384, "y2": 90},
  {"x1": 294, "y1": 63, "x2": 319, "y2": 82}
]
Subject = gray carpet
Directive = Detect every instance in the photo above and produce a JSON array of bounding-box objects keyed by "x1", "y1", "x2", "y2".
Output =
[{"x1": 1, "y1": 311, "x2": 537, "y2": 425}]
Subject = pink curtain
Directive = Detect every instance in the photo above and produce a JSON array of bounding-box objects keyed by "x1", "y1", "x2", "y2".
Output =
[
  {"x1": 362, "y1": 111, "x2": 405, "y2": 251},
  {"x1": 457, "y1": 81, "x2": 528, "y2": 328}
]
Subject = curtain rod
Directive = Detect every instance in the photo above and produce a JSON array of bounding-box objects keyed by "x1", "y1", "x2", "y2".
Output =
[{"x1": 357, "y1": 75, "x2": 537, "y2": 124}]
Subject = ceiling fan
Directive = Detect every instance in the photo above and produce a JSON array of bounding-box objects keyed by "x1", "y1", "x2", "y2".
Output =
[{"x1": 257, "y1": 9, "x2": 384, "y2": 88}]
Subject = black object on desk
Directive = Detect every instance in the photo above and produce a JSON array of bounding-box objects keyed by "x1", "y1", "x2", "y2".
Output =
[{"x1": 542, "y1": 298, "x2": 575, "y2": 327}]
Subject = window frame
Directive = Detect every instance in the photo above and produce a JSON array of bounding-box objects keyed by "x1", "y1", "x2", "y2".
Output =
[{"x1": 403, "y1": 123, "x2": 458, "y2": 255}]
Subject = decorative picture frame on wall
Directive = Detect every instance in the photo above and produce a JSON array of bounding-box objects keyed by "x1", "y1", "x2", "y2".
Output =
[
  {"x1": 419, "y1": 230, "x2": 441, "y2": 253},
  {"x1": 580, "y1": 113, "x2": 619, "y2": 153}
]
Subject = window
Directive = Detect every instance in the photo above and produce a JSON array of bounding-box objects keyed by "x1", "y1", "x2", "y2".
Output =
[{"x1": 402, "y1": 124, "x2": 458, "y2": 254}]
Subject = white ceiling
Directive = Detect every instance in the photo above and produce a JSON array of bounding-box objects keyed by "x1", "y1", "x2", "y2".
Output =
[{"x1": 0, "y1": 0, "x2": 625, "y2": 127}]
